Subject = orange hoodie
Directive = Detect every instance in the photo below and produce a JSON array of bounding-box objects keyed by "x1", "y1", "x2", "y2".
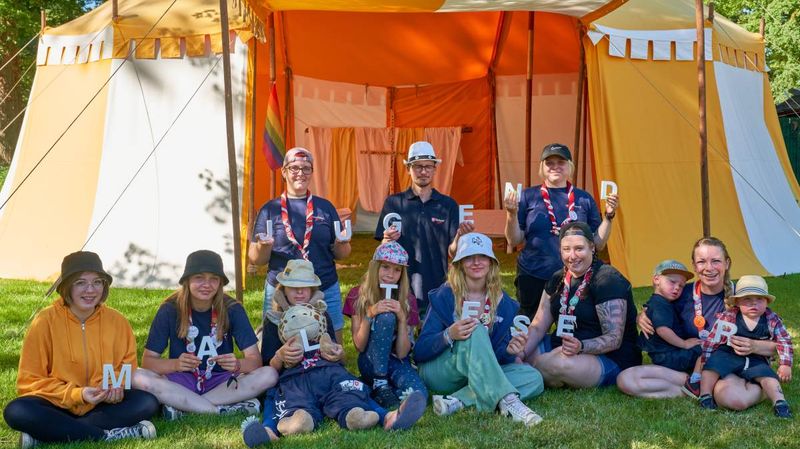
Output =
[{"x1": 16, "y1": 298, "x2": 138, "y2": 416}]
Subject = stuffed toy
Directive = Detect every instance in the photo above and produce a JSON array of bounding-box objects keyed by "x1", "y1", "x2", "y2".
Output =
[{"x1": 272, "y1": 298, "x2": 341, "y2": 368}]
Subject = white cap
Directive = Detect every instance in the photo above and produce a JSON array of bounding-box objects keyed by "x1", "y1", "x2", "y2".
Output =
[
  {"x1": 452, "y1": 232, "x2": 497, "y2": 263},
  {"x1": 403, "y1": 141, "x2": 441, "y2": 165}
]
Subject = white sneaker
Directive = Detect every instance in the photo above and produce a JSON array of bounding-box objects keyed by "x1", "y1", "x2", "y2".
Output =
[
  {"x1": 498, "y1": 394, "x2": 542, "y2": 426},
  {"x1": 19, "y1": 432, "x2": 39, "y2": 449},
  {"x1": 104, "y1": 420, "x2": 157, "y2": 441},
  {"x1": 162, "y1": 404, "x2": 185, "y2": 421},
  {"x1": 219, "y1": 399, "x2": 261, "y2": 416},
  {"x1": 432, "y1": 395, "x2": 464, "y2": 416}
]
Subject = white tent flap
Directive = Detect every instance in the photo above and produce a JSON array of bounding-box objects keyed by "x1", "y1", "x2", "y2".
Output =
[{"x1": 714, "y1": 62, "x2": 800, "y2": 275}]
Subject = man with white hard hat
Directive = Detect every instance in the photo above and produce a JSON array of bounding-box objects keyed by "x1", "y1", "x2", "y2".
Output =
[{"x1": 375, "y1": 141, "x2": 474, "y2": 315}]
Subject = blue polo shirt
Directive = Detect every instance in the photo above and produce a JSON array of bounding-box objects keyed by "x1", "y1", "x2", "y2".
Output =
[
  {"x1": 252, "y1": 196, "x2": 341, "y2": 290},
  {"x1": 374, "y1": 188, "x2": 459, "y2": 306},
  {"x1": 516, "y1": 185, "x2": 601, "y2": 280},
  {"x1": 672, "y1": 282, "x2": 725, "y2": 338}
]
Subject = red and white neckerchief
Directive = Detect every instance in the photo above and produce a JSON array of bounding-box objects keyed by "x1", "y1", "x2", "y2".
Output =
[
  {"x1": 280, "y1": 190, "x2": 314, "y2": 260},
  {"x1": 559, "y1": 266, "x2": 593, "y2": 315},
  {"x1": 301, "y1": 351, "x2": 321, "y2": 370},
  {"x1": 185, "y1": 308, "x2": 221, "y2": 392},
  {"x1": 541, "y1": 182, "x2": 576, "y2": 235},
  {"x1": 692, "y1": 282, "x2": 710, "y2": 339},
  {"x1": 478, "y1": 295, "x2": 492, "y2": 329}
]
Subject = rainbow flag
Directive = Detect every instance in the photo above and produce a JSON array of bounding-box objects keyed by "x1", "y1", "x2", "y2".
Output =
[{"x1": 262, "y1": 82, "x2": 285, "y2": 169}]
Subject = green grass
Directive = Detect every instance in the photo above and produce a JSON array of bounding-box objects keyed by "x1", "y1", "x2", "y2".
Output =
[{"x1": 1, "y1": 235, "x2": 799, "y2": 449}]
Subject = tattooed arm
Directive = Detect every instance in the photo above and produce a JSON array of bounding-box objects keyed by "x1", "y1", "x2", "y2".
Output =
[{"x1": 580, "y1": 299, "x2": 626, "y2": 354}]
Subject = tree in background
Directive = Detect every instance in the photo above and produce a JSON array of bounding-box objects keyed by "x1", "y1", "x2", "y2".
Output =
[
  {"x1": 713, "y1": 0, "x2": 800, "y2": 103},
  {"x1": 0, "y1": 1, "x2": 100, "y2": 163}
]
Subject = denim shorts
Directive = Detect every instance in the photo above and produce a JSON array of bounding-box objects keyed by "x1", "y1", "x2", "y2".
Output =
[{"x1": 538, "y1": 337, "x2": 621, "y2": 387}]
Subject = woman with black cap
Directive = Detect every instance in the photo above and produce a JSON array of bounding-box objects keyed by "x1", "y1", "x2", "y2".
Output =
[
  {"x1": 521, "y1": 222, "x2": 640, "y2": 388},
  {"x1": 135, "y1": 250, "x2": 277, "y2": 420},
  {"x1": 4, "y1": 251, "x2": 159, "y2": 447},
  {"x1": 504, "y1": 143, "x2": 618, "y2": 318}
]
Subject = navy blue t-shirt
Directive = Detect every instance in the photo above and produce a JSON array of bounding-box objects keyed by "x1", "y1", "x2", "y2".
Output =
[
  {"x1": 253, "y1": 195, "x2": 341, "y2": 290},
  {"x1": 374, "y1": 188, "x2": 459, "y2": 304},
  {"x1": 545, "y1": 262, "x2": 641, "y2": 370},
  {"x1": 517, "y1": 185, "x2": 601, "y2": 280},
  {"x1": 639, "y1": 294, "x2": 687, "y2": 354},
  {"x1": 672, "y1": 282, "x2": 725, "y2": 338},
  {"x1": 145, "y1": 296, "x2": 258, "y2": 372}
]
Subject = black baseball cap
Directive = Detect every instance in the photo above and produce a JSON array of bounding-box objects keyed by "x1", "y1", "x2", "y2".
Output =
[{"x1": 541, "y1": 143, "x2": 572, "y2": 161}]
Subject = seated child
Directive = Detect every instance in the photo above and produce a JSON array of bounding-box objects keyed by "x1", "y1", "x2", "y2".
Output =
[
  {"x1": 698, "y1": 275, "x2": 793, "y2": 418},
  {"x1": 136, "y1": 250, "x2": 276, "y2": 420},
  {"x1": 343, "y1": 241, "x2": 428, "y2": 409},
  {"x1": 638, "y1": 260, "x2": 703, "y2": 396},
  {"x1": 241, "y1": 259, "x2": 426, "y2": 447}
]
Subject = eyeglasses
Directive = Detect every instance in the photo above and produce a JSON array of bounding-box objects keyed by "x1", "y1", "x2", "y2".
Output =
[
  {"x1": 411, "y1": 164, "x2": 436, "y2": 173},
  {"x1": 73, "y1": 279, "x2": 106, "y2": 291},
  {"x1": 284, "y1": 165, "x2": 313, "y2": 175}
]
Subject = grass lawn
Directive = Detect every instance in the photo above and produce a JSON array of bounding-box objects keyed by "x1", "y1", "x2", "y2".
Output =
[{"x1": 0, "y1": 235, "x2": 798, "y2": 448}]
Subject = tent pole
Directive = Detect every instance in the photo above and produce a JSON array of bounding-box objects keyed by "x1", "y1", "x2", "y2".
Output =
[
  {"x1": 268, "y1": 12, "x2": 277, "y2": 200},
  {"x1": 40, "y1": 10, "x2": 46, "y2": 33},
  {"x1": 525, "y1": 12, "x2": 534, "y2": 187},
  {"x1": 489, "y1": 12, "x2": 512, "y2": 207},
  {"x1": 696, "y1": 0, "x2": 710, "y2": 237},
  {"x1": 219, "y1": 0, "x2": 244, "y2": 301},
  {"x1": 573, "y1": 27, "x2": 586, "y2": 187},
  {"x1": 279, "y1": 12, "x2": 291, "y2": 195},
  {"x1": 248, "y1": 40, "x2": 257, "y2": 259},
  {"x1": 112, "y1": 0, "x2": 119, "y2": 21}
]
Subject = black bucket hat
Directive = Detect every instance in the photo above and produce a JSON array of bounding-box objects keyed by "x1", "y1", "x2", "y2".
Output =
[
  {"x1": 61, "y1": 251, "x2": 113, "y2": 285},
  {"x1": 179, "y1": 250, "x2": 229, "y2": 285}
]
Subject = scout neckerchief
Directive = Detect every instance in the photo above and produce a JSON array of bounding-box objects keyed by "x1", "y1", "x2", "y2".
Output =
[
  {"x1": 559, "y1": 267, "x2": 593, "y2": 316},
  {"x1": 692, "y1": 282, "x2": 710, "y2": 339},
  {"x1": 479, "y1": 294, "x2": 492, "y2": 329},
  {"x1": 185, "y1": 308, "x2": 222, "y2": 392},
  {"x1": 280, "y1": 190, "x2": 314, "y2": 260},
  {"x1": 541, "y1": 182, "x2": 576, "y2": 235}
]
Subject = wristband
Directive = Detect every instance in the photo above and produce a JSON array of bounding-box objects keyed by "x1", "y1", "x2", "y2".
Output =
[
  {"x1": 578, "y1": 340, "x2": 584, "y2": 354},
  {"x1": 605, "y1": 211, "x2": 616, "y2": 220},
  {"x1": 443, "y1": 329, "x2": 454, "y2": 348}
]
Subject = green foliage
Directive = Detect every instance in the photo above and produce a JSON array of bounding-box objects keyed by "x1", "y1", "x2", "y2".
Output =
[
  {"x1": 712, "y1": 0, "x2": 800, "y2": 103},
  {"x1": 1, "y1": 235, "x2": 799, "y2": 448}
]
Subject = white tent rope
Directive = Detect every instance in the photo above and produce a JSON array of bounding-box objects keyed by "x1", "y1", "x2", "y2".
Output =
[
  {"x1": 0, "y1": 32, "x2": 40, "y2": 73},
  {"x1": 603, "y1": 35, "x2": 800, "y2": 240},
  {"x1": 0, "y1": 59, "x2": 36, "y2": 107},
  {"x1": 0, "y1": 0, "x2": 180, "y2": 214},
  {"x1": 44, "y1": 54, "x2": 223, "y2": 298}
]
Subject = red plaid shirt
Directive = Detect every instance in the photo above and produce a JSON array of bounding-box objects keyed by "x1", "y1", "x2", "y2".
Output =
[{"x1": 701, "y1": 307, "x2": 793, "y2": 367}]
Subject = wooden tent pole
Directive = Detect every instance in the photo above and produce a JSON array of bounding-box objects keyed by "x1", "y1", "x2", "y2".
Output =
[
  {"x1": 40, "y1": 10, "x2": 46, "y2": 33},
  {"x1": 489, "y1": 12, "x2": 512, "y2": 207},
  {"x1": 573, "y1": 27, "x2": 586, "y2": 187},
  {"x1": 112, "y1": 0, "x2": 119, "y2": 21},
  {"x1": 247, "y1": 39, "x2": 257, "y2": 254},
  {"x1": 525, "y1": 12, "x2": 534, "y2": 187},
  {"x1": 219, "y1": 0, "x2": 244, "y2": 301},
  {"x1": 696, "y1": 0, "x2": 710, "y2": 237},
  {"x1": 268, "y1": 12, "x2": 277, "y2": 199}
]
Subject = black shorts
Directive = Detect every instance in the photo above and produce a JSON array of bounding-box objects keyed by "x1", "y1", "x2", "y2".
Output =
[
  {"x1": 704, "y1": 349, "x2": 778, "y2": 381},
  {"x1": 649, "y1": 346, "x2": 702, "y2": 373}
]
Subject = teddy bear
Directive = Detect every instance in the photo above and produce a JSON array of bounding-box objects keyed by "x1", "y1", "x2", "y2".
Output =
[{"x1": 270, "y1": 298, "x2": 342, "y2": 368}]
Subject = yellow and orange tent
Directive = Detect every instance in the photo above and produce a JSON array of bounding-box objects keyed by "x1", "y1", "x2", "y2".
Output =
[{"x1": 1, "y1": 0, "x2": 798, "y2": 287}]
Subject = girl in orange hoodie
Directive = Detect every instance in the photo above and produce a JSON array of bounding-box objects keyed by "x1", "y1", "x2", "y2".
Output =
[{"x1": 3, "y1": 252, "x2": 159, "y2": 448}]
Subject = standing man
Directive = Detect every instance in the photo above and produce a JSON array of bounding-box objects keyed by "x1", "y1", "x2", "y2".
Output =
[{"x1": 375, "y1": 141, "x2": 473, "y2": 316}]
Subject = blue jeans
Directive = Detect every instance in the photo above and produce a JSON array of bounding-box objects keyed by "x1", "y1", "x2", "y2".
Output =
[
  {"x1": 357, "y1": 313, "x2": 428, "y2": 399},
  {"x1": 263, "y1": 281, "x2": 344, "y2": 331}
]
